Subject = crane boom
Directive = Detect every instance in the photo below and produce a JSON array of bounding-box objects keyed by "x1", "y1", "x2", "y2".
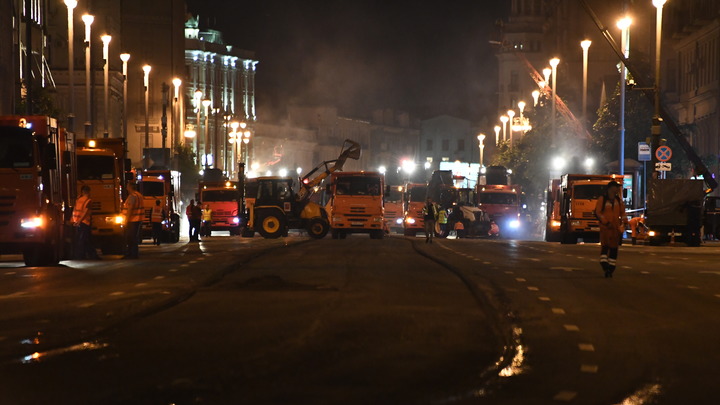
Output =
[{"x1": 295, "y1": 139, "x2": 361, "y2": 202}]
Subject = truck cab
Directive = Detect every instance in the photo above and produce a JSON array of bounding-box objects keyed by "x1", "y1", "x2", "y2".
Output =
[
  {"x1": 403, "y1": 183, "x2": 427, "y2": 236},
  {"x1": 477, "y1": 184, "x2": 525, "y2": 237},
  {"x1": 326, "y1": 171, "x2": 385, "y2": 239},
  {"x1": 138, "y1": 169, "x2": 181, "y2": 242},
  {"x1": 557, "y1": 174, "x2": 623, "y2": 244},
  {"x1": 384, "y1": 185, "x2": 404, "y2": 233},
  {"x1": 199, "y1": 178, "x2": 242, "y2": 236}
]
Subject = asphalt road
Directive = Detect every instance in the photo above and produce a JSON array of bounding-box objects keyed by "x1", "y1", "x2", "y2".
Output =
[{"x1": 1, "y1": 234, "x2": 719, "y2": 404}]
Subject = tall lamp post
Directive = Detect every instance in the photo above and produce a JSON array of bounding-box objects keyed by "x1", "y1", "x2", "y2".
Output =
[
  {"x1": 142, "y1": 64, "x2": 151, "y2": 168},
  {"x1": 120, "y1": 53, "x2": 130, "y2": 145},
  {"x1": 64, "y1": 0, "x2": 77, "y2": 135},
  {"x1": 477, "y1": 134, "x2": 486, "y2": 167},
  {"x1": 549, "y1": 57, "x2": 560, "y2": 147},
  {"x1": 493, "y1": 125, "x2": 501, "y2": 146},
  {"x1": 580, "y1": 40, "x2": 592, "y2": 128},
  {"x1": 172, "y1": 78, "x2": 182, "y2": 154},
  {"x1": 82, "y1": 14, "x2": 94, "y2": 139},
  {"x1": 101, "y1": 35, "x2": 112, "y2": 138},
  {"x1": 617, "y1": 17, "x2": 632, "y2": 177},
  {"x1": 532, "y1": 90, "x2": 540, "y2": 107},
  {"x1": 507, "y1": 109, "x2": 516, "y2": 146},
  {"x1": 202, "y1": 99, "x2": 212, "y2": 168},
  {"x1": 194, "y1": 90, "x2": 202, "y2": 167},
  {"x1": 500, "y1": 115, "x2": 509, "y2": 143},
  {"x1": 242, "y1": 128, "x2": 251, "y2": 169},
  {"x1": 651, "y1": 0, "x2": 666, "y2": 178}
]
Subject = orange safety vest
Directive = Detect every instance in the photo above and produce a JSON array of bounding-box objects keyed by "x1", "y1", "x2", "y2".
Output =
[
  {"x1": 123, "y1": 190, "x2": 144, "y2": 223},
  {"x1": 151, "y1": 205, "x2": 164, "y2": 223},
  {"x1": 72, "y1": 195, "x2": 92, "y2": 226}
]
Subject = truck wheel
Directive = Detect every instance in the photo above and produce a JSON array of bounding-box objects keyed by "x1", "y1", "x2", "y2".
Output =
[
  {"x1": 23, "y1": 241, "x2": 60, "y2": 267},
  {"x1": 256, "y1": 212, "x2": 285, "y2": 239},
  {"x1": 307, "y1": 218, "x2": 329, "y2": 239}
]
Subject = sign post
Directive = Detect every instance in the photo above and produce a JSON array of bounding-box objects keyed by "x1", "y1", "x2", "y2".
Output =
[{"x1": 655, "y1": 145, "x2": 672, "y2": 179}]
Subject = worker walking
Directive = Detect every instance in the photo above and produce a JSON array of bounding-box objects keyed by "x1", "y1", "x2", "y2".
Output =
[
  {"x1": 437, "y1": 207, "x2": 449, "y2": 237},
  {"x1": 185, "y1": 199, "x2": 202, "y2": 242},
  {"x1": 72, "y1": 185, "x2": 100, "y2": 260},
  {"x1": 150, "y1": 199, "x2": 166, "y2": 246},
  {"x1": 594, "y1": 181, "x2": 627, "y2": 278},
  {"x1": 201, "y1": 204, "x2": 213, "y2": 237},
  {"x1": 422, "y1": 197, "x2": 438, "y2": 244},
  {"x1": 122, "y1": 182, "x2": 144, "y2": 259}
]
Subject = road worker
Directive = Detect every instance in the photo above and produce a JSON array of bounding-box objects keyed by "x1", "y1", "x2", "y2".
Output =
[
  {"x1": 594, "y1": 181, "x2": 627, "y2": 278},
  {"x1": 628, "y1": 214, "x2": 648, "y2": 245},
  {"x1": 422, "y1": 197, "x2": 438, "y2": 244},
  {"x1": 122, "y1": 182, "x2": 144, "y2": 259},
  {"x1": 201, "y1": 204, "x2": 213, "y2": 237},
  {"x1": 72, "y1": 185, "x2": 100, "y2": 259},
  {"x1": 150, "y1": 199, "x2": 166, "y2": 246}
]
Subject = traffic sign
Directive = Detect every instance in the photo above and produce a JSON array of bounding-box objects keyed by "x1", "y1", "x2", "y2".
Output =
[
  {"x1": 655, "y1": 162, "x2": 672, "y2": 171},
  {"x1": 656, "y1": 146, "x2": 672, "y2": 162},
  {"x1": 638, "y1": 142, "x2": 651, "y2": 162}
]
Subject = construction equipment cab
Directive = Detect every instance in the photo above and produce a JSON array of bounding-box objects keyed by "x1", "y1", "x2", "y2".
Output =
[
  {"x1": 0, "y1": 116, "x2": 76, "y2": 266},
  {"x1": 246, "y1": 139, "x2": 361, "y2": 239},
  {"x1": 557, "y1": 174, "x2": 624, "y2": 244},
  {"x1": 326, "y1": 171, "x2": 385, "y2": 239}
]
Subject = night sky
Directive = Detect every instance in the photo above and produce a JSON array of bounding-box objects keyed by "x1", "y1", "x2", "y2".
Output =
[{"x1": 186, "y1": 1, "x2": 509, "y2": 123}]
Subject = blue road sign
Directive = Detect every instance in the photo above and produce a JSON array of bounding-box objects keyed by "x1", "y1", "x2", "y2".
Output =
[{"x1": 656, "y1": 146, "x2": 672, "y2": 162}]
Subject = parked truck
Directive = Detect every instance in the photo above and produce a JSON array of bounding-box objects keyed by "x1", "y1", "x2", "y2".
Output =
[
  {"x1": 645, "y1": 179, "x2": 705, "y2": 246},
  {"x1": 403, "y1": 183, "x2": 428, "y2": 236},
  {"x1": 384, "y1": 185, "x2": 404, "y2": 233},
  {"x1": 544, "y1": 179, "x2": 562, "y2": 242},
  {"x1": 198, "y1": 168, "x2": 242, "y2": 235},
  {"x1": 0, "y1": 116, "x2": 76, "y2": 266},
  {"x1": 326, "y1": 171, "x2": 385, "y2": 239},
  {"x1": 138, "y1": 169, "x2": 181, "y2": 242},
  {"x1": 75, "y1": 138, "x2": 127, "y2": 254}
]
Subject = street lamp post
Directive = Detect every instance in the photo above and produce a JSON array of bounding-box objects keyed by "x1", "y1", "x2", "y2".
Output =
[
  {"x1": 82, "y1": 14, "x2": 94, "y2": 139},
  {"x1": 477, "y1": 134, "x2": 486, "y2": 167},
  {"x1": 243, "y1": 129, "x2": 251, "y2": 169},
  {"x1": 549, "y1": 57, "x2": 560, "y2": 147},
  {"x1": 493, "y1": 125, "x2": 501, "y2": 146},
  {"x1": 652, "y1": 0, "x2": 666, "y2": 178},
  {"x1": 101, "y1": 35, "x2": 112, "y2": 138},
  {"x1": 507, "y1": 109, "x2": 516, "y2": 146},
  {"x1": 617, "y1": 17, "x2": 632, "y2": 177},
  {"x1": 500, "y1": 115, "x2": 509, "y2": 143},
  {"x1": 120, "y1": 53, "x2": 130, "y2": 145},
  {"x1": 172, "y1": 78, "x2": 182, "y2": 155},
  {"x1": 64, "y1": 0, "x2": 77, "y2": 135},
  {"x1": 142, "y1": 65, "x2": 151, "y2": 168},
  {"x1": 532, "y1": 90, "x2": 540, "y2": 107},
  {"x1": 194, "y1": 90, "x2": 202, "y2": 167},
  {"x1": 581, "y1": 40, "x2": 592, "y2": 128},
  {"x1": 202, "y1": 99, "x2": 211, "y2": 168}
]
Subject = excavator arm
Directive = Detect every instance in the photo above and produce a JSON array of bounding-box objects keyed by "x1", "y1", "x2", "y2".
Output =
[{"x1": 295, "y1": 139, "x2": 361, "y2": 203}]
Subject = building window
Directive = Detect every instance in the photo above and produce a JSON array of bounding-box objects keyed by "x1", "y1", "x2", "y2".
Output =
[
  {"x1": 441, "y1": 139, "x2": 449, "y2": 151},
  {"x1": 426, "y1": 139, "x2": 433, "y2": 151},
  {"x1": 457, "y1": 139, "x2": 465, "y2": 151},
  {"x1": 509, "y1": 71, "x2": 519, "y2": 92}
]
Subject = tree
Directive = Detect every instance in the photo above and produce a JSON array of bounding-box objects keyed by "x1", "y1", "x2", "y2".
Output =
[{"x1": 175, "y1": 144, "x2": 200, "y2": 201}]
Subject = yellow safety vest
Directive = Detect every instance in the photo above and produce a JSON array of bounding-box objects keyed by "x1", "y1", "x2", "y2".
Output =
[
  {"x1": 123, "y1": 191, "x2": 144, "y2": 223},
  {"x1": 202, "y1": 209, "x2": 212, "y2": 222},
  {"x1": 72, "y1": 195, "x2": 92, "y2": 225},
  {"x1": 151, "y1": 205, "x2": 164, "y2": 223}
]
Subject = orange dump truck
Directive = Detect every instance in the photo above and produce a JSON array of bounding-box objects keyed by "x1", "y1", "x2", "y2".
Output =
[
  {"x1": 327, "y1": 171, "x2": 385, "y2": 239},
  {"x1": 198, "y1": 169, "x2": 242, "y2": 235},
  {"x1": 138, "y1": 169, "x2": 181, "y2": 242},
  {"x1": 0, "y1": 116, "x2": 76, "y2": 266},
  {"x1": 384, "y1": 185, "x2": 404, "y2": 233},
  {"x1": 555, "y1": 174, "x2": 623, "y2": 244},
  {"x1": 403, "y1": 183, "x2": 427, "y2": 236}
]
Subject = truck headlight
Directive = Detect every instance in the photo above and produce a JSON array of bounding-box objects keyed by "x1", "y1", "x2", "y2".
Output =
[
  {"x1": 406, "y1": 217, "x2": 416, "y2": 225},
  {"x1": 648, "y1": 230, "x2": 656, "y2": 237},
  {"x1": 551, "y1": 220, "x2": 561, "y2": 228},
  {"x1": 232, "y1": 217, "x2": 240, "y2": 224},
  {"x1": 509, "y1": 220, "x2": 520, "y2": 229},
  {"x1": 20, "y1": 216, "x2": 43, "y2": 229},
  {"x1": 107, "y1": 216, "x2": 124, "y2": 225},
  {"x1": 395, "y1": 218, "x2": 404, "y2": 225}
]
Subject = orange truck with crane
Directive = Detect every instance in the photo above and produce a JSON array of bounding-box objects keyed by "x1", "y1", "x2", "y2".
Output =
[
  {"x1": 0, "y1": 116, "x2": 76, "y2": 266},
  {"x1": 402, "y1": 183, "x2": 428, "y2": 236},
  {"x1": 75, "y1": 138, "x2": 128, "y2": 254},
  {"x1": 326, "y1": 171, "x2": 386, "y2": 239},
  {"x1": 198, "y1": 168, "x2": 242, "y2": 235},
  {"x1": 137, "y1": 169, "x2": 181, "y2": 242}
]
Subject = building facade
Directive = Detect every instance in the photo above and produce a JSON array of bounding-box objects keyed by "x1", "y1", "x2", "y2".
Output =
[{"x1": 420, "y1": 115, "x2": 475, "y2": 169}]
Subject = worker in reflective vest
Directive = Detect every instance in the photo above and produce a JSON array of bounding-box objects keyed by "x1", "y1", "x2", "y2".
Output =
[
  {"x1": 594, "y1": 181, "x2": 627, "y2": 278},
  {"x1": 122, "y1": 182, "x2": 144, "y2": 259},
  {"x1": 72, "y1": 185, "x2": 99, "y2": 260},
  {"x1": 201, "y1": 204, "x2": 213, "y2": 237},
  {"x1": 150, "y1": 199, "x2": 166, "y2": 246}
]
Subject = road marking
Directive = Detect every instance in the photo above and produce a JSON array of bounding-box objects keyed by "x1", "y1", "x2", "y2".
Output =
[
  {"x1": 564, "y1": 325, "x2": 580, "y2": 332},
  {"x1": 5, "y1": 271, "x2": 17, "y2": 275},
  {"x1": 527, "y1": 286, "x2": 540, "y2": 291},
  {"x1": 699, "y1": 271, "x2": 720, "y2": 276},
  {"x1": 550, "y1": 267, "x2": 577, "y2": 272},
  {"x1": 581, "y1": 364, "x2": 599, "y2": 373},
  {"x1": 109, "y1": 291, "x2": 125, "y2": 296},
  {"x1": 715, "y1": 294, "x2": 720, "y2": 299},
  {"x1": 538, "y1": 297, "x2": 551, "y2": 302},
  {"x1": 180, "y1": 264, "x2": 189, "y2": 267},
  {"x1": 579, "y1": 343, "x2": 595, "y2": 352},
  {"x1": 553, "y1": 391, "x2": 577, "y2": 401},
  {"x1": 515, "y1": 278, "x2": 526, "y2": 282},
  {"x1": 505, "y1": 271, "x2": 515, "y2": 275},
  {"x1": 162, "y1": 291, "x2": 171, "y2": 295},
  {"x1": 134, "y1": 283, "x2": 148, "y2": 287},
  {"x1": 576, "y1": 256, "x2": 584, "y2": 260},
  {"x1": 0, "y1": 291, "x2": 28, "y2": 300},
  {"x1": 552, "y1": 308, "x2": 566, "y2": 315},
  {"x1": 641, "y1": 271, "x2": 650, "y2": 275},
  {"x1": 622, "y1": 266, "x2": 632, "y2": 269},
  {"x1": 77, "y1": 302, "x2": 95, "y2": 308},
  {"x1": 483, "y1": 261, "x2": 492, "y2": 265},
  {"x1": 686, "y1": 286, "x2": 699, "y2": 290},
  {"x1": 154, "y1": 276, "x2": 165, "y2": 280},
  {"x1": 168, "y1": 269, "x2": 178, "y2": 272}
]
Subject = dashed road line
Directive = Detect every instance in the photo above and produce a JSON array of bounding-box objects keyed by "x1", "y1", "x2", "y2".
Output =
[
  {"x1": 77, "y1": 302, "x2": 95, "y2": 308},
  {"x1": 578, "y1": 343, "x2": 595, "y2": 352},
  {"x1": 168, "y1": 269, "x2": 178, "y2": 272},
  {"x1": 154, "y1": 276, "x2": 165, "y2": 280},
  {"x1": 563, "y1": 325, "x2": 580, "y2": 332},
  {"x1": 180, "y1": 264, "x2": 189, "y2": 267},
  {"x1": 109, "y1": 291, "x2": 125, "y2": 296},
  {"x1": 552, "y1": 308, "x2": 566, "y2": 315},
  {"x1": 505, "y1": 271, "x2": 515, "y2": 275},
  {"x1": 134, "y1": 283, "x2": 148, "y2": 287},
  {"x1": 641, "y1": 271, "x2": 650, "y2": 275},
  {"x1": 0, "y1": 291, "x2": 28, "y2": 300},
  {"x1": 5, "y1": 271, "x2": 17, "y2": 275},
  {"x1": 515, "y1": 278, "x2": 526, "y2": 282},
  {"x1": 686, "y1": 286, "x2": 699, "y2": 290},
  {"x1": 527, "y1": 286, "x2": 540, "y2": 291},
  {"x1": 581, "y1": 364, "x2": 599, "y2": 373},
  {"x1": 553, "y1": 391, "x2": 578, "y2": 401},
  {"x1": 715, "y1": 294, "x2": 720, "y2": 299},
  {"x1": 538, "y1": 297, "x2": 551, "y2": 302}
]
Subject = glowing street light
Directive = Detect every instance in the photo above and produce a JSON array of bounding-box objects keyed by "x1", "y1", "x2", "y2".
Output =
[
  {"x1": 652, "y1": 0, "x2": 667, "y2": 177},
  {"x1": 142, "y1": 64, "x2": 151, "y2": 168},
  {"x1": 82, "y1": 14, "x2": 94, "y2": 139},
  {"x1": 549, "y1": 57, "x2": 560, "y2": 146},
  {"x1": 172, "y1": 78, "x2": 182, "y2": 151},
  {"x1": 542, "y1": 67, "x2": 552, "y2": 85},
  {"x1": 500, "y1": 115, "x2": 509, "y2": 143},
  {"x1": 581, "y1": 39, "x2": 592, "y2": 126},
  {"x1": 202, "y1": 98, "x2": 212, "y2": 168},
  {"x1": 477, "y1": 134, "x2": 486, "y2": 167},
  {"x1": 120, "y1": 53, "x2": 130, "y2": 142},
  {"x1": 64, "y1": 0, "x2": 78, "y2": 133},
  {"x1": 617, "y1": 16, "x2": 632, "y2": 176},
  {"x1": 101, "y1": 35, "x2": 112, "y2": 138},
  {"x1": 532, "y1": 90, "x2": 540, "y2": 107},
  {"x1": 378, "y1": 165, "x2": 387, "y2": 174},
  {"x1": 507, "y1": 109, "x2": 516, "y2": 146},
  {"x1": 401, "y1": 159, "x2": 416, "y2": 174},
  {"x1": 493, "y1": 125, "x2": 501, "y2": 146}
]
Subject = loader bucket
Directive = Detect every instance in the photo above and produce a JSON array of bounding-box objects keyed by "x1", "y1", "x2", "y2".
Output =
[{"x1": 335, "y1": 139, "x2": 361, "y2": 170}]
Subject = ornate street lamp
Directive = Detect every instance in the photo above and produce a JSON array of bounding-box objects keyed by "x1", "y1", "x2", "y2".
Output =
[{"x1": 82, "y1": 14, "x2": 94, "y2": 139}]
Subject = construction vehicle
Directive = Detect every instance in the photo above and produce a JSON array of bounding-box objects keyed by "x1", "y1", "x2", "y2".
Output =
[
  {"x1": 137, "y1": 169, "x2": 181, "y2": 242},
  {"x1": 75, "y1": 138, "x2": 127, "y2": 254},
  {"x1": 476, "y1": 165, "x2": 527, "y2": 238},
  {"x1": 384, "y1": 185, "x2": 404, "y2": 233},
  {"x1": 0, "y1": 116, "x2": 76, "y2": 266},
  {"x1": 544, "y1": 179, "x2": 562, "y2": 242},
  {"x1": 326, "y1": 171, "x2": 385, "y2": 239},
  {"x1": 554, "y1": 174, "x2": 624, "y2": 244},
  {"x1": 403, "y1": 183, "x2": 428, "y2": 236},
  {"x1": 427, "y1": 170, "x2": 458, "y2": 210},
  {"x1": 198, "y1": 168, "x2": 242, "y2": 235},
  {"x1": 245, "y1": 139, "x2": 361, "y2": 239},
  {"x1": 645, "y1": 179, "x2": 704, "y2": 247},
  {"x1": 240, "y1": 177, "x2": 258, "y2": 237}
]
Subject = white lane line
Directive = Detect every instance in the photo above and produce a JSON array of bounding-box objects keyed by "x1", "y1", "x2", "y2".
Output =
[
  {"x1": 552, "y1": 308, "x2": 566, "y2": 315},
  {"x1": 538, "y1": 297, "x2": 551, "y2": 302},
  {"x1": 180, "y1": 264, "x2": 190, "y2": 267},
  {"x1": 576, "y1": 256, "x2": 584, "y2": 260},
  {"x1": 686, "y1": 286, "x2": 699, "y2": 290},
  {"x1": 715, "y1": 294, "x2": 720, "y2": 299},
  {"x1": 550, "y1": 267, "x2": 577, "y2": 272},
  {"x1": 162, "y1": 291, "x2": 171, "y2": 295},
  {"x1": 5, "y1": 271, "x2": 17, "y2": 275},
  {"x1": 578, "y1": 343, "x2": 595, "y2": 352},
  {"x1": 622, "y1": 266, "x2": 632, "y2": 269},
  {"x1": 641, "y1": 271, "x2": 650, "y2": 275},
  {"x1": 154, "y1": 276, "x2": 165, "y2": 280},
  {"x1": 564, "y1": 325, "x2": 580, "y2": 332},
  {"x1": 77, "y1": 302, "x2": 95, "y2": 308},
  {"x1": 527, "y1": 286, "x2": 540, "y2": 291},
  {"x1": 109, "y1": 291, "x2": 125, "y2": 296},
  {"x1": 505, "y1": 271, "x2": 515, "y2": 275},
  {"x1": 553, "y1": 391, "x2": 578, "y2": 401},
  {"x1": 581, "y1": 364, "x2": 599, "y2": 373},
  {"x1": 699, "y1": 271, "x2": 720, "y2": 276},
  {"x1": 134, "y1": 283, "x2": 148, "y2": 287},
  {"x1": 188, "y1": 260, "x2": 198, "y2": 263},
  {"x1": 483, "y1": 261, "x2": 492, "y2": 265},
  {"x1": 515, "y1": 278, "x2": 527, "y2": 282},
  {"x1": 168, "y1": 269, "x2": 178, "y2": 272},
  {"x1": 0, "y1": 291, "x2": 28, "y2": 300}
]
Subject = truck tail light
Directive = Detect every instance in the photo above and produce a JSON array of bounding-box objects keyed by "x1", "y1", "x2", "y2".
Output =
[{"x1": 20, "y1": 216, "x2": 44, "y2": 229}]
